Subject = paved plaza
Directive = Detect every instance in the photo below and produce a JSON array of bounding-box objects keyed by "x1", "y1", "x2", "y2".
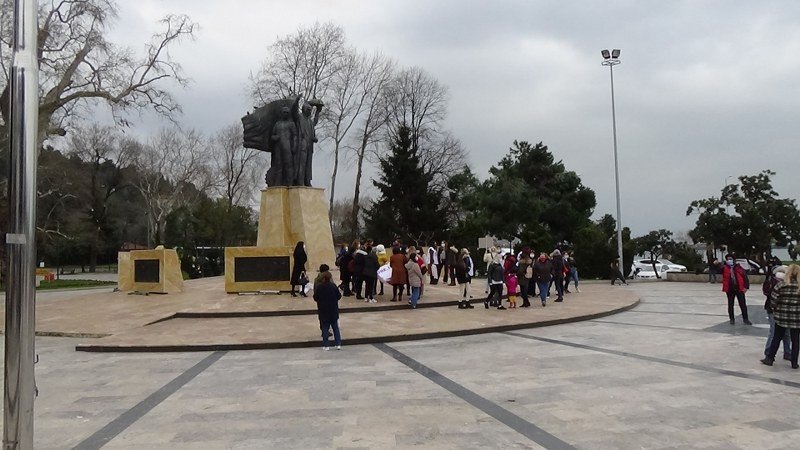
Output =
[{"x1": 3, "y1": 281, "x2": 800, "y2": 449}]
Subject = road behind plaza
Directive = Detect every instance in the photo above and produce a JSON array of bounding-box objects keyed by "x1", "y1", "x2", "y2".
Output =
[{"x1": 4, "y1": 281, "x2": 799, "y2": 449}]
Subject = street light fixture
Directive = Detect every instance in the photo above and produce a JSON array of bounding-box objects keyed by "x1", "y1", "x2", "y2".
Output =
[{"x1": 601, "y1": 48, "x2": 624, "y2": 271}]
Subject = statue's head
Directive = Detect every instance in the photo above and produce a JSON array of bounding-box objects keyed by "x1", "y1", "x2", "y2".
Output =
[
  {"x1": 280, "y1": 106, "x2": 290, "y2": 118},
  {"x1": 302, "y1": 103, "x2": 312, "y2": 116}
]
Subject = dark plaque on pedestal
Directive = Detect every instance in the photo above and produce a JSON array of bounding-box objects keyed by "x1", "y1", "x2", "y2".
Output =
[
  {"x1": 234, "y1": 256, "x2": 290, "y2": 282},
  {"x1": 134, "y1": 259, "x2": 160, "y2": 283}
]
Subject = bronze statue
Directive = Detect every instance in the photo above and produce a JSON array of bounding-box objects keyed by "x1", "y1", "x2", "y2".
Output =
[{"x1": 241, "y1": 96, "x2": 323, "y2": 187}]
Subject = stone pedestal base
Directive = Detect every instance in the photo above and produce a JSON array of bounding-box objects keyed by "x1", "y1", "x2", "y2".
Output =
[
  {"x1": 118, "y1": 249, "x2": 184, "y2": 294},
  {"x1": 257, "y1": 187, "x2": 336, "y2": 276}
]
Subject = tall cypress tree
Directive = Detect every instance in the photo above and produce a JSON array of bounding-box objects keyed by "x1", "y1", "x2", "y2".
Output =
[{"x1": 365, "y1": 125, "x2": 441, "y2": 245}]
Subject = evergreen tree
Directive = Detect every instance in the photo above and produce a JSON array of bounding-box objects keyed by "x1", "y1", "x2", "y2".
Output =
[{"x1": 365, "y1": 125, "x2": 442, "y2": 245}]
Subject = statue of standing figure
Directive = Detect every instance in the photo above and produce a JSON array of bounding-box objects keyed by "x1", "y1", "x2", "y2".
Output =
[{"x1": 241, "y1": 96, "x2": 323, "y2": 187}]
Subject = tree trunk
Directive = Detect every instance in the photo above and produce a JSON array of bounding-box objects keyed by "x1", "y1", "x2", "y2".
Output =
[
  {"x1": 329, "y1": 140, "x2": 341, "y2": 220},
  {"x1": 350, "y1": 139, "x2": 367, "y2": 237}
]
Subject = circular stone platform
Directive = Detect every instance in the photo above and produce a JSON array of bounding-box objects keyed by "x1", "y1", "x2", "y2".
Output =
[{"x1": 1, "y1": 277, "x2": 638, "y2": 352}]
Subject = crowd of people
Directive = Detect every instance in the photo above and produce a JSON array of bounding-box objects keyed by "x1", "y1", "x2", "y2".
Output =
[{"x1": 329, "y1": 240, "x2": 582, "y2": 310}]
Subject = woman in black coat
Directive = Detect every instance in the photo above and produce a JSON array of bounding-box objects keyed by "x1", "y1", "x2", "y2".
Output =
[{"x1": 290, "y1": 241, "x2": 308, "y2": 297}]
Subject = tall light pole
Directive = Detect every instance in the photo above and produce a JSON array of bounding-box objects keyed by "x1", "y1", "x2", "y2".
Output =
[
  {"x1": 601, "y1": 49, "x2": 624, "y2": 272},
  {"x1": 4, "y1": 0, "x2": 39, "y2": 448}
]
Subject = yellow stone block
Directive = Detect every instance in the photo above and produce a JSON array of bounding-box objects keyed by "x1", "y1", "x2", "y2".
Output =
[
  {"x1": 224, "y1": 246, "x2": 294, "y2": 293},
  {"x1": 256, "y1": 186, "x2": 336, "y2": 275},
  {"x1": 128, "y1": 248, "x2": 184, "y2": 294},
  {"x1": 117, "y1": 251, "x2": 133, "y2": 291}
]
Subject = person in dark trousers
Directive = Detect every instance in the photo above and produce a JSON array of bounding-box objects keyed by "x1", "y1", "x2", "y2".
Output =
[
  {"x1": 313, "y1": 271, "x2": 342, "y2": 350},
  {"x1": 517, "y1": 253, "x2": 533, "y2": 307},
  {"x1": 610, "y1": 258, "x2": 627, "y2": 285},
  {"x1": 446, "y1": 243, "x2": 459, "y2": 286},
  {"x1": 761, "y1": 264, "x2": 800, "y2": 369},
  {"x1": 551, "y1": 249, "x2": 565, "y2": 302},
  {"x1": 290, "y1": 241, "x2": 308, "y2": 297},
  {"x1": 763, "y1": 265, "x2": 790, "y2": 361},
  {"x1": 362, "y1": 245, "x2": 379, "y2": 303},
  {"x1": 485, "y1": 259, "x2": 506, "y2": 310},
  {"x1": 708, "y1": 257, "x2": 720, "y2": 283},
  {"x1": 721, "y1": 253, "x2": 752, "y2": 325},
  {"x1": 338, "y1": 245, "x2": 354, "y2": 296},
  {"x1": 533, "y1": 253, "x2": 553, "y2": 307},
  {"x1": 352, "y1": 244, "x2": 367, "y2": 300}
]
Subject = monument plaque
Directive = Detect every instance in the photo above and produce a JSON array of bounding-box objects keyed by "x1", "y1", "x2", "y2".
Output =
[
  {"x1": 234, "y1": 256, "x2": 290, "y2": 282},
  {"x1": 134, "y1": 259, "x2": 160, "y2": 283}
]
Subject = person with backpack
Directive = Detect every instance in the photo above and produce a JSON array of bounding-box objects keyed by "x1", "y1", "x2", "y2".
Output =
[
  {"x1": 564, "y1": 252, "x2": 580, "y2": 293},
  {"x1": 722, "y1": 253, "x2": 752, "y2": 325}
]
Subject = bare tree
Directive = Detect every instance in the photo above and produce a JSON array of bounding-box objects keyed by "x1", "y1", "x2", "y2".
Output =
[
  {"x1": 131, "y1": 128, "x2": 212, "y2": 245},
  {"x1": 209, "y1": 123, "x2": 264, "y2": 210},
  {"x1": 419, "y1": 130, "x2": 468, "y2": 194},
  {"x1": 249, "y1": 22, "x2": 346, "y2": 105},
  {"x1": 0, "y1": 0, "x2": 197, "y2": 143},
  {"x1": 349, "y1": 52, "x2": 395, "y2": 234},
  {"x1": 384, "y1": 66, "x2": 449, "y2": 154}
]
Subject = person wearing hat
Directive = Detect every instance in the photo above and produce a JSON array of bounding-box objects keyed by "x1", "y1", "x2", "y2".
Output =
[
  {"x1": 763, "y1": 265, "x2": 791, "y2": 361},
  {"x1": 456, "y1": 248, "x2": 475, "y2": 309},
  {"x1": 762, "y1": 264, "x2": 800, "y2": 368}
]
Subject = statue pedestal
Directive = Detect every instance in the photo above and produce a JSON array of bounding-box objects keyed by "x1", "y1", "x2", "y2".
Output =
[
  {"x1": 118, "y1": 248, "x2": 184, "y2": 294},
  {"x1": 257, "y1": 186, "x2": 336, "y2": 275}
]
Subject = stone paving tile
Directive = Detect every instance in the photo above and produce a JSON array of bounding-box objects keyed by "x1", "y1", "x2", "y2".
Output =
[{"x1": 4, "y1": 281, "x2": 800, "y2": 448}]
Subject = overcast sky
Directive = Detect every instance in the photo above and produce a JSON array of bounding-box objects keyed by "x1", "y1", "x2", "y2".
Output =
[{"x1": 108, "y1": 0, "x2": 800, "y2": 238}]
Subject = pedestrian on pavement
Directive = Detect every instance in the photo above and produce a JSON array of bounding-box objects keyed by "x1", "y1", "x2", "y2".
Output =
[
  {"x1": 456, "y1": 248, "x2": 475, "y2": 309},
  {"x1": 389, "y1": 246, "x2": 408, "y2": 302},
  {"x1": 610, "y1": 258, "x2": 627, "y2": 286},
  {"x1": 313, "y1": 271, "x2": 342, "y2": 350},
  {"x1": 517, "y1": 252, "x2": 533, "y2": 307},
  {"x1": 290, "y1": 241, "x2": 308, "y2": 297},
  {"x1": 565, "y1": 252, "x2": 580, "y2": 293},
  {"x1": 761, "y1": 264, "x2": 800, "y2": 369},
  {"x1": 485, "y1": 258, "x2": 506, "y2": 310},
  {"x1": 406, "y1": 252, "x2": 424, "y2": 309},
  {"x1": 376, "y1": 244, "x2": 389, "y2": 296},
  {"x1": 708, "y1": 257, "x2": 720, "y2": 283},
  {"x1": 763, "y1": 265, "x2": 790, "y2": 361},
  {"x1": 551, "y1": 249, "x2": 565, "y2": 302},
  {"x1": 533, "y1": 252, "x2": 553, "y2": 307},
  {"x1": 362, "y1": 245, "x2": 379, "y2": 303},
  {"x1": 721, "y1": 253, "x2": 752, "y2": 325}
]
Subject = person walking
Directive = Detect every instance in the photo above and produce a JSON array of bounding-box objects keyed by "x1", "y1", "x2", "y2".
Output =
[
  {"x1": 313, "y1": 271, "x2": 342, "y2": 350},
  {"x1": 721, "y1": 253, "x2": 752, "y2": 325},
  {"x1": 290, "y1": 241, "x2": 308, "y2": 297},
  {"x1": 406, "y1": 252, "x2": 424, "y2": 309},
  {"x1": 389, "y1": 246, "x2": 408, "y2": 302},
  {"x1": 565, "y1": 252, "x2": 580, "y2": 293},
  {"x1": 533, "y1": 253, "x2": 553, "y2": 307},
  {"x1": 763, "y1": 265, "x2": 790, "y2": 362},
  {"x1": 446, "y1": 243, "x2": 459, "y2": 286},
  {"x1": 427, "y1": 242, "x2": 440, "y2": 285},
  {"x1": 761, "y1": 264, "x2": 800, "y2": 369},
  {"x1": 708, "y1": 257, "x2": 720, "y2": 283},
  {"x1": 610, "y1": 258, "x2": 627, "y2": 285},
  {"x1": 352, "y1": 244, "x2": 367, "y2": 300}
]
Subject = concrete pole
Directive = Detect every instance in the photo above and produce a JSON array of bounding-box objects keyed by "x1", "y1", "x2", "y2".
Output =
[{"x1": 3, "y1": 0, "x2": 39, "y2": 448}]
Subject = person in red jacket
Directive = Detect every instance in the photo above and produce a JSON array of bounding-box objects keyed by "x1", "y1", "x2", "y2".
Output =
[{"x1": 722, "y1": 253, "x2": 752, "y2": 325}]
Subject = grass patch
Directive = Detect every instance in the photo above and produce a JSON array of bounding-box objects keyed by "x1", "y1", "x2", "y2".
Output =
[{"x1": 37, "y1": 279, "x2": 116, "y2": 290}]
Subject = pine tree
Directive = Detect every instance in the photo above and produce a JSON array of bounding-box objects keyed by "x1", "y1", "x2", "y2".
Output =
[{"x1": 365, "y1": 125, "x2": 442, "y2": 245}]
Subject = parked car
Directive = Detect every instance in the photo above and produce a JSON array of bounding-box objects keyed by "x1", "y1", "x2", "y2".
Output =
[
  {"x1": 631, "y1": 264, "x2": 671, "y2": 279},
  {"x1": 629, "y1": 259, "x2": 687, "y2": 277},
  {"x1": 735, "y1": 258, "x2": 762, "y2": 274}
]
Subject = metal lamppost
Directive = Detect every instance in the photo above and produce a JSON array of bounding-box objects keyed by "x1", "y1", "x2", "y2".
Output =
[
  {"x1": 601, "y1": 49, "x2": 624, "y2": 272},
  {"x1": 4, "y1": 0, "x2": 40, "y2": 447}
]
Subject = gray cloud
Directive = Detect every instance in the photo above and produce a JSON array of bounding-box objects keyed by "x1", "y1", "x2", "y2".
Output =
[{"x1": 106, "y1": 0, "x2": 800, "y2": 239}]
